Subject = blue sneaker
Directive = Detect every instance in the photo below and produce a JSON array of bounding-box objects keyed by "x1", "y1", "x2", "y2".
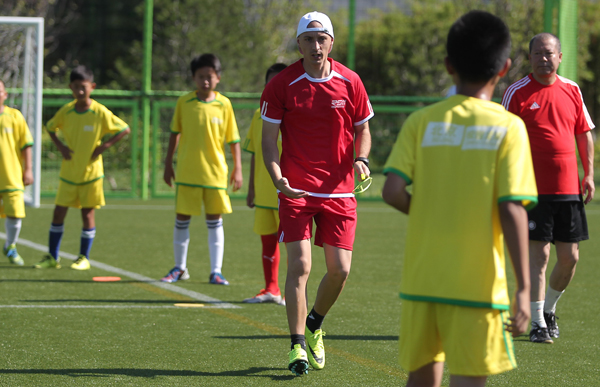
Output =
[
  {"x1": 3, "y1": 244, "x2": 24, "y2": 266},
  {"x1": 209, "y1": 272, "x2": 229, "y2": 285},
  {"x1": 161, "y1": 267, "x2": 190, "y2": 283}
]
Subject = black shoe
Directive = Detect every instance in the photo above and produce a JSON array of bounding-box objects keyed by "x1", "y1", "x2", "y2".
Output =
[
  {"x1": 544, "y1": 312, "x2": 560, "y2": 338},
  {"x1": 529, "y1": 322, "x2": 554, "y2": 343}
]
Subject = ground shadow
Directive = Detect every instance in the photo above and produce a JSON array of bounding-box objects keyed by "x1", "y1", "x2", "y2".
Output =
[
  {"x1": 0, "y1": 264, "x2": 43, "y2": 269},
  {"x1": 215, "y1": 334, "x2": 398, "y2": 341},
  {"x1": 0, "y1": 367, "x2": 295, "y2": 381},
  {"x1": 0, "y1": 279, "x2": 144, "y2": 284},
  {"x1": 22, "y1": 299, "x2": 191, "y2": 304},
  {"x1": 17, "y1": 299, "x2": 232, "y2": 307}
]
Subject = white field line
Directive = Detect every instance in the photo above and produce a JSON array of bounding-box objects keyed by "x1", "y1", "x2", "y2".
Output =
[
  {"x1": 0, "y1": 232, "x2": 239, "y2": 309},
  {"x1": 37, "y1": 203, "x2": 401, "y2": 213},
  {"x1": 37, "y1": 203, "x2": 600, "y2": 214}
]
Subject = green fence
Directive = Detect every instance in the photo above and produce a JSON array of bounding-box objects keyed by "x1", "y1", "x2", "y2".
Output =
[{"x1": 26, "y1": 90, "x2": 442, "y2": 200}]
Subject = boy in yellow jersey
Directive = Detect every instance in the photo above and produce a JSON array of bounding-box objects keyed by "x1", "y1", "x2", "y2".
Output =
[
  {"x1": 242, "y1": 63, "x2": 287, "y2": 304},
  {"x1": 382, "y1": 11, "x2": 537, "y2": 387},
  {"x1": 0, "y1": 79, "x2": 34, "y2": 266},
  {"x1": 161, "y1": 53, "x2": 242, "y2": 285},
  {"x1": 35, "y1": 65, "x2": 130, "y2": 270}
]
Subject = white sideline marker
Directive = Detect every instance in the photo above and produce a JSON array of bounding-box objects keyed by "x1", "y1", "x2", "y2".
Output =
[{"x1": 0, "y1": 232, "x2": 239, "y2": 309}]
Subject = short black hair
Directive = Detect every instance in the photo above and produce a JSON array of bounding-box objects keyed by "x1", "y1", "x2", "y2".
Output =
[
  {"x1": 190, "y1": 53, "x2": 222, "y2": 77},
  {"x1": 265, "y1": 63, "x2": 287, "y2": 84},
  {"x1": 529, "y1": 33, "x2": 561, "y2": 53},
  {"x1": 446, "y1": 11, "x2": 511, "y2": 84},
  {"x1": 70, "y1": 65, "x2": 94, "y2": 83}
]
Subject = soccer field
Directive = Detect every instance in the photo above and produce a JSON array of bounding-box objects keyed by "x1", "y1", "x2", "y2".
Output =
[{"x1": 1, "y1": 197, "x2": 599, "y2": 386}]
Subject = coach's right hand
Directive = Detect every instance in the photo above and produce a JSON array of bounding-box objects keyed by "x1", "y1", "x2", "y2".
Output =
[{"x1": 276, "y1": 177, "x2": 309, "y2": 199}]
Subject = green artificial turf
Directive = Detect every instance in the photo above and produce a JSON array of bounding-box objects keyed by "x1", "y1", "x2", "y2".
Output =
[{"x1": 0, "y1": 198, "x2": 598, "y2": 386}]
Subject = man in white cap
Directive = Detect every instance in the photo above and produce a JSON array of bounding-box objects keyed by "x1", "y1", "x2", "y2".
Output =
[{"x1": 261, "y1": 11, "x2": 374, "y2": 376}]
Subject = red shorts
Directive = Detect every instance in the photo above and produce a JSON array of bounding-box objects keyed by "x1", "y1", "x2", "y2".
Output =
[{"x1": 277, "y1": 194, "x2": 357, "y2": 250}]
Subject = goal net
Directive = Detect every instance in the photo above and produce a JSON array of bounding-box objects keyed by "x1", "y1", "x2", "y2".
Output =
[{"x1": 0, "y1": 17, "x2": 44, "y2": 208}]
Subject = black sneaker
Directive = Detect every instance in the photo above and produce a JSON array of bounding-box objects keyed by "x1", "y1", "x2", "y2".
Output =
[
  {"x1": 544, "y1": 312, "x2": 560, "y2": 338},
  {"x1": 529, "y1": 322, "x2": 554, "y2": 344}
]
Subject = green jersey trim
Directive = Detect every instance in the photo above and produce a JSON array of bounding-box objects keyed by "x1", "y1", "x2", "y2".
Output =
[
  {"x1": 185, "y1": 96, "x2": 225, "y2": 106},
  {"x1": 59, "y1": 175, "x2": 104, "y2": 186},
  {"x1": 255, "y1": 204, "x2": 278, "y2": 210},
  {"x1": 67, "y1": 107, "x2": 95, "y2": 115},
  {"x1": 242, "y1": 138, "x2": 253, "y2": 153},
  {"x1": 498, "y1": 195, "x2": 538, "y2": 211},
  {"x1": 0, "y1": 188, "x2": 24, "y2": 193},
  {"x1": 228, "y1": 139, "x2": 241, "y2": 145},
  {"x1": 399, "y1": 293, "x2": 510, "y2": 310},
  {"x1": 175, "y1": 182, "x2": 227, "y2": 190},
  {"x1": 383, "y1": 167, "x2": 412, "y2": 185},
  {"x1": 21, "y1": 142, "x2": 34, "y2": 150}
]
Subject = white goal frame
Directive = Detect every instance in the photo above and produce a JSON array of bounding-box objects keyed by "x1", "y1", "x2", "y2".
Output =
[{"x1": 0, "y1": 17, "x2": 44, "y2": 208}]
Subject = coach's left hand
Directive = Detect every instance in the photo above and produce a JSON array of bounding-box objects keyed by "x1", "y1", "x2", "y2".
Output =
[{"x1": 582, "y1": 175, "x2": 595, "y2": 204}]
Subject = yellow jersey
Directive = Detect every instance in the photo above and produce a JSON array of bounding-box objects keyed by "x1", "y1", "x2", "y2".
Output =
[
  {"x1": 171, "y1": 91, "x2": 240, "y2": 189},
  {"x1": 242, "y1": 109, "x2": 281, "y2": 209},
  {"x1": 46, "y1": 100, "x2": 129, "y2": 185},
  {"x1": 383, "y1": 95, "x2": 538, "y2": 310},
  {"x1": 0, "y1": 107, "x2": 34, "y2": 192}
]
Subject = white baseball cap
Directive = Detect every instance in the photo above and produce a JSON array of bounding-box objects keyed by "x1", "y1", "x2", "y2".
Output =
[{"x1": 296, "y1": 11, "x2": 334, "y2": 39}]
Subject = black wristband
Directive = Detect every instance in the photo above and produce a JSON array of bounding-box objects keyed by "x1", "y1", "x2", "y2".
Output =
[{"x1": 354, "y1": 157, "x2": 369, "y2": 168}]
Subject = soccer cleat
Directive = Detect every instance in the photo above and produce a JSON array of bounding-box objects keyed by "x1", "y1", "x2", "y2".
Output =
[
  {"x1": 209, "y1": 272, "x2": 229, "y2": 285},
  {"x1": 305, "y1": 327, "x2": 326, "y2": 370},
  {"x1": 529, "y1": 322, "x2": 554, "y2": 344},
  {"x1": 3, "y1": 244, "x2": 24, "y2": 266},
  {"x1": 544, "y1": 312, "x2": 560, "y2": 338},
  {"x1": 71, "y1": 255, "x2": 91, "y2": 270},
  {"x1": 243, "y1": 289, "x2": 283, "y2": 304},
  {"x1": 33, "y1": 254, "x2": 61, "y2": 269},
  {"x1": 161, "y1": 267, "x2": 190, "y2": 283},
  {"x1": 288, "y1": 344, "x2": 309, "y2": 376}
]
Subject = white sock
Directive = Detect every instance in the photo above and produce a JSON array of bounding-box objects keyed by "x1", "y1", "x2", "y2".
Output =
[
  {"x1": 544, "y1": 287, "x2": 564, "y2": 314},
  {"x1": 173, "y1": 219, "x2": 190, "y2": 270},
  {"x1": 4, "y1": 218, "x2": 22, "y2": 248},
  {"x1": 531, "y1": 301, "x2": 546, "y2": 327},
  {"x1": 207, "y1": 218, "x2": 224, "y2": 274}
]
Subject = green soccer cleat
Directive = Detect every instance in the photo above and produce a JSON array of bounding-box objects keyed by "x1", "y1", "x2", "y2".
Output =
[
  {"x1": 34, "y1": 254, "x2": 61, "y2": 269},
  {"x1": 288, "y1": 344, "x2": 309, "y2": 376},
  {"x1": 3, "y1": 244, "x2": 24, "y2": 266},
  {"x1": 305, "y1": 327, "x2": 326, "y2": 370},
  {"x1": 71, "y1": 255, "x2": 91, "y2": 270}
]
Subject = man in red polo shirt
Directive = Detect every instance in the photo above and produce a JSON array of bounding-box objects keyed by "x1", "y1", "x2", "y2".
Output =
[
  {"x1": 261, "y1": 11, "x2": 373, "y2": 376},
  {"x1": 502, "y1": 32, "x2": 595, "y2": 344}
]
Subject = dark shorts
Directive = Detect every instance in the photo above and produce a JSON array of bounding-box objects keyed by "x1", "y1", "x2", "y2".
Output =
[{"x1": 527, "y1": 201, "x2": 588, "y2": 243}]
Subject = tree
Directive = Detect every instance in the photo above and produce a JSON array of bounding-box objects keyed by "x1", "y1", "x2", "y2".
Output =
[
  {"x1": 114, "y1": 0, "x2": 316, "y2": 93},
  {"x1": 332, "y1": 0, "x2": 544, "y2": 98}
]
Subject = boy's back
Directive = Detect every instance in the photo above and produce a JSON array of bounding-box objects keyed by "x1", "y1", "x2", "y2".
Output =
[
  {"x1": 0, "y1": 106, "x2": 33, "y2": 191},
  {"x1": 46, "y1": 99, "x2": 128, "y2": 184},
  {"x1": 171, "y1": 90, "x2": 239, "y2": 188},
  {"x1": 383, "y1": 95, "x2": 537, "y2": 308}
]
